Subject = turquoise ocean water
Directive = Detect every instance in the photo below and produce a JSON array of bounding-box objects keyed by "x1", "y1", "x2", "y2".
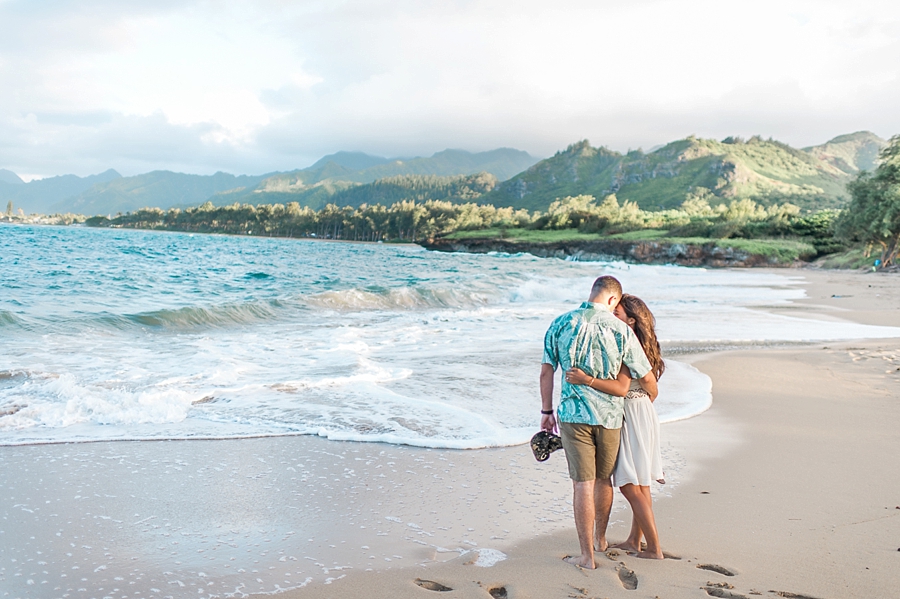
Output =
[{"x1": 2, "y1": 224, "x2": 899, "y2": 447}]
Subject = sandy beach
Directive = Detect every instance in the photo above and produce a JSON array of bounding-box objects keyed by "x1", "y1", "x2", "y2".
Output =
[{"x1": 2, "y1": 268, "x2": 899, "y2": 599}]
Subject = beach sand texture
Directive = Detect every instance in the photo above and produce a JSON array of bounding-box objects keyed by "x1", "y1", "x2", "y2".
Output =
[{"x1": 2, "y1": 269, "x2": 899, "y2": 598}]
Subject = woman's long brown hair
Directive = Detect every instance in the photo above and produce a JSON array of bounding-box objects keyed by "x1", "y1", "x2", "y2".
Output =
[{"x1": 619, "y1": 294, "x2": 665, "y2": 381}]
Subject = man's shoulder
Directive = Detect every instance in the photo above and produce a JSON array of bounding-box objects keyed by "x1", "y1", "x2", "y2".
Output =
[{"x1": 549, "y1": 305, "x2": 589, "y2": 329}]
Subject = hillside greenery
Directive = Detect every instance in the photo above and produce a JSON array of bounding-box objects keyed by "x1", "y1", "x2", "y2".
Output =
[
  {"x1": 484, "y1": 132, "x2": 886, "y2": 212},
  {"x1": 216, "y1": 173, "x2": 500, "y2": 211},
  {"x1": 835, "y1": 135, "x2": 900, "y2": 266}
]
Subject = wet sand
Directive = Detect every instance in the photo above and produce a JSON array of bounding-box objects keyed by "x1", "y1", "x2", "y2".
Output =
[{"x1": 2, "y1": 269, "x2": 900, "y2": 598}]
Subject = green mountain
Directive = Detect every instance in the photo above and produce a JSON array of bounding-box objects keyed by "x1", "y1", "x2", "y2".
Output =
[
  {"x1": 212, "y1": 173, "x2": 499, "y2": 211},
  {"x1": 0, "y1": 169, "x2": 121, "y2": 214},
  {"x1": 210, "y1": 148, "x2": 536, "y2": 209},
  {"x1": 324, "y1": 173, "x2": 498, "y2": 208},
  {"x1": 803, "y1": 131, "x2": 885, "y2": 173},
  {"x1": 484, "y1": 133, "x2": 889, "y2": 212},
  {"x1": 61, "y1": 171, "x2": 272, "y2": 216},
  {"x1": 342, "y1": 149, "x2": 537, "y2": 183}
]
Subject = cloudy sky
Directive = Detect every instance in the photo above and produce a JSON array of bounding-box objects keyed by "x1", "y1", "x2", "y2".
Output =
[{"x1": 1, "y1": 0, "x2": 899, "y2": 179}]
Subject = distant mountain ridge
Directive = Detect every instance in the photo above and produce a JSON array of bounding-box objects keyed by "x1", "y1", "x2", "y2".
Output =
[
  {"x1": 0, "y1": 169, "x2": 121, "y2": 214},
  {"x1": 309, "y1": 151, "x2": 392, "y2": 171},
  {"x1": 0, "y1": 169, "x2": 24, "y2": 185},
  {"x1": 61, "y1": 171, "x2": 274, "y2": 216},
  {"x1": 0, "y1": 134, "x2": 888, "y2": 216},
  {"x1": 218, "y1": 148, "x2": 537, "y2": 210},
  {"x1": 2, "y1": 147, "x2": 538, "y2": 215}
]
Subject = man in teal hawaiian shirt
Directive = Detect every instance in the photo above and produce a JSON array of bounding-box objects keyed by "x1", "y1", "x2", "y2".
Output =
[{"x1": 540, "y1": 275, "x2": 656, "y2": 570}]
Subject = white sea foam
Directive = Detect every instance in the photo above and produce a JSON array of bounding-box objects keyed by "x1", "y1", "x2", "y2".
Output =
[
  {"x1": 655, "y1": 361, "x2": 713, "y2": 424},
  {"x1": 2, "y1": 226, "x2": 899, "y2": 448},
  {"x1": 471, "y1": 548, "x2": 508, "y2": 567}
]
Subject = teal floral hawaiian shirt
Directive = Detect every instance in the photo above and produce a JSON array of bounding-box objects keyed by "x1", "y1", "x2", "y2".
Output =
[{"x1": 542, "y1": 301, "x2": 652, "y2": 429}]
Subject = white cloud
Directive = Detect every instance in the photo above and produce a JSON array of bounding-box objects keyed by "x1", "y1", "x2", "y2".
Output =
[{"x1": 0, "y1": 0, "x2": 898, "y2": 177}]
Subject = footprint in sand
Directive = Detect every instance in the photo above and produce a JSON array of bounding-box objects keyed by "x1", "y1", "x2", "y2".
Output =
[
  {"x1": 697, "y1": 563, "x2": 737, "y2": 576},
  {"x1": 616, "y1": 563, "x2": 638, "y2": 590},
  {"x1": 414, "y1": 578, "x2": 453, "y2": 592},
  {"x1": 488, "y1": 586, "x2": 508, "y2": 599},
  {"x1": 771, "y1": 591, "x2": 824, "y2": 599},
  {"x1": 703, "y1": 586, "x2": 749, "y2": 599}
]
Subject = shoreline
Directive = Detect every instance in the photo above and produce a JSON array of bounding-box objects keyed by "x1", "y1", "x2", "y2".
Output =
[{"x1": 421, "y1": 236, "x2": 815, "y2": 268}]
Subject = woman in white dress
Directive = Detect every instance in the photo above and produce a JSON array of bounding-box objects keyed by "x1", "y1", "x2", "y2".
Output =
[{"x1": 565, "y1": 294, "x2": 666, "y2": 559}]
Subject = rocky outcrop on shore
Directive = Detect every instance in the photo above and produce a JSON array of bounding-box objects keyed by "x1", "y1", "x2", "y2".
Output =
[{"x1": 421, "y1": 237, "x2": 795, "y2": 267}]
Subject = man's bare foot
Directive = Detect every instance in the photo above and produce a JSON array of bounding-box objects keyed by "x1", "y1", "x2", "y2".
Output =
[
  {"x1": 636, "y1": 549, "x2": 664, "y2": 560},
  {"x1": 563, "y1": 555, "x2": 596, "y2": 569},
  {"x1": 593, "y1": 538, "x2": 608, "y2": 552},
  {"x1": 610, "y1": 541, "x2": 641, "y2": 553}
]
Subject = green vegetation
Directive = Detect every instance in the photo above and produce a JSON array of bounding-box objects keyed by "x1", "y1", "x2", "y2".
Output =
[
  {"x1": 86, "y1": 190, "x2": 836, "y2": 265},
  {"x1": 445, "y1": 228, "x2": 604, "y2": 243},
  {"x1": 92, "y1": 199, "x2": 533, "y2": 243},
  {"x1": 443, "y1": 227, "x2": 816, "y2": 262},
  {"x1": 484, "y1": 133, "x2": 887, "y2": 212},
  {"x1": 835, "y1": 135, "x2": 900, "y2": 266},
  {"x1": 813, "y1": 248, "x2": 873, "y2": 270}
]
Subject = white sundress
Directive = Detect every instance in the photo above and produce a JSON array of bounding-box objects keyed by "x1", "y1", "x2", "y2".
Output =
[{"x1": 612, "y1": 379, "x2": 664, "y2": 487}]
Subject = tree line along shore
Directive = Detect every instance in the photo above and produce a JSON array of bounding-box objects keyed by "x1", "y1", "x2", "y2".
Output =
[{"x1": 4, "y1": 135, "x2": 899, "y2": 269}]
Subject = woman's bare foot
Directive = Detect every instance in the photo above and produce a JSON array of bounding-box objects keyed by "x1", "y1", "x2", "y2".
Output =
[
  {"x1": 610, "y1": 541, "x2": 641, "y2": 553},
  {"x1": 563, "y1": 555, "x2": 596, "y2": 569},
  {"x1": 636, "y1": 549, "x2": 664, "y2": 560}
]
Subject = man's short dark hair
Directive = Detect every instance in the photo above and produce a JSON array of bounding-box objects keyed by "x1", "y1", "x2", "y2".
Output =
[{"x1": 591, "y1": 275, "x2": 622, "y2": 298}]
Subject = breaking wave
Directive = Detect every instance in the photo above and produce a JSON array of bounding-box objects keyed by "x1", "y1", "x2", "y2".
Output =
[
  {"x1": 0, "y1": 311, "x2": 23, "y2": 328},
  {"x1": 119, "y1": 301, "x2": 284, "y2": 329},
  {"x1": 304, "y1": 286, "x2": 496, "y2": 311}
]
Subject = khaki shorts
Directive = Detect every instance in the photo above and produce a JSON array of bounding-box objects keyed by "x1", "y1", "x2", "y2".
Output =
[{"x1": 559, "y1": 422, "x2": 621, "y2": 482}]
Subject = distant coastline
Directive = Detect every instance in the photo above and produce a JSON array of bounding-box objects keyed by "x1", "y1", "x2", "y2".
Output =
[{"x1": 421, "y1": 235, "x2": 807, "y2": 268}]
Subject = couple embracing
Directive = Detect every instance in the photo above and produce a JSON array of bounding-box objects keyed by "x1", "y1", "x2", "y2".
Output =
[{"x1": 540, "y1": 275, "x2": 666, "y2": 569}]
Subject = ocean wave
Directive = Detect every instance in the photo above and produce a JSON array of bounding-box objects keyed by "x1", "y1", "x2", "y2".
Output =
[
  {"x1": 304, "y1": 286, "x2": 496, "y2": 311},
  {"x1": 0, "y1": 311, "x2": 23, "y2": 328},
  {"x1": 117, "y1": 301, "x2": 284, "y2": 329},
  {"x1": 0, "y1": 372, "x2": 197, "y2": 432},
  {"x1": 655, "y1": 361, "x2": 713, "y2": 424}
]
